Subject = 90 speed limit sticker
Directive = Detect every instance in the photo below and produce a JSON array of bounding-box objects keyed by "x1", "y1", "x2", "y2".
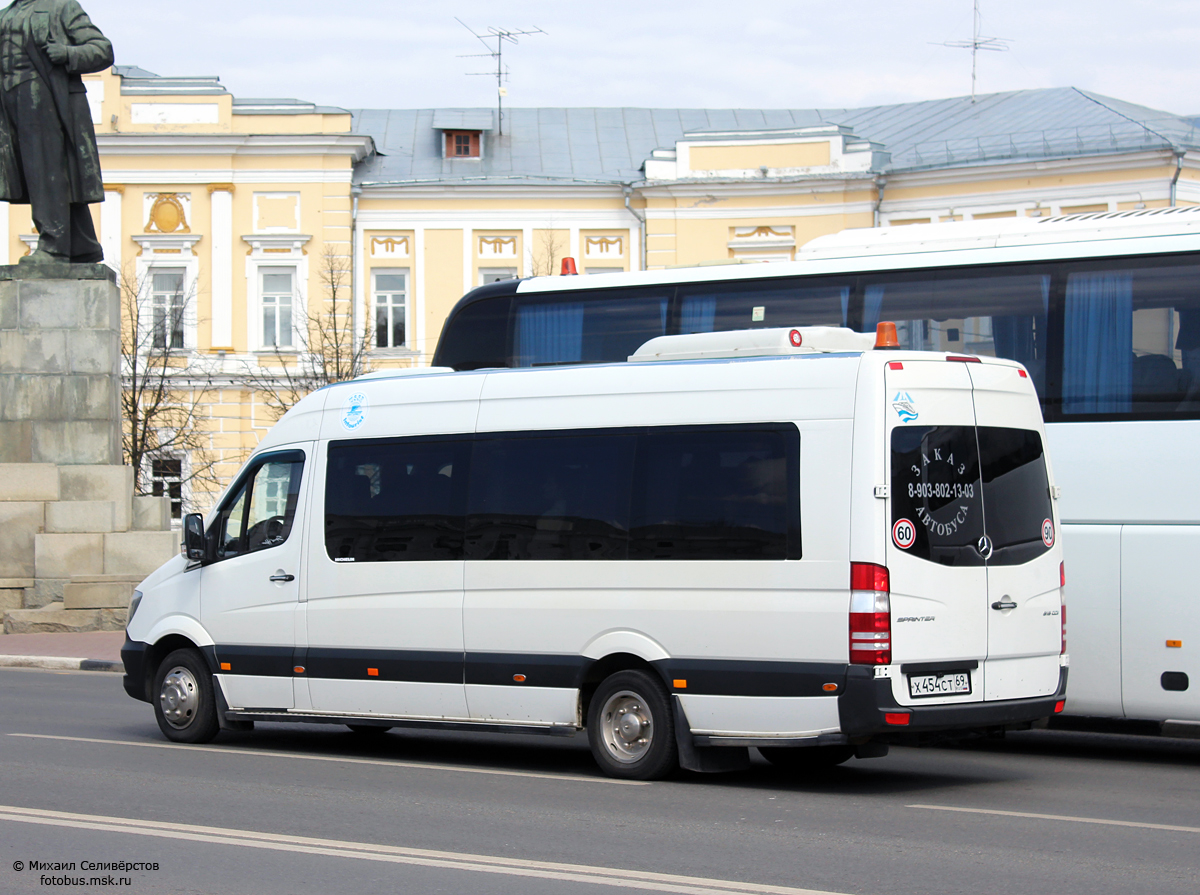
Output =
[
  {"x1": 1042, "y1": 518, "x2": 1055, "y2": 548},
  {"x1": 893, "y1": 518, "x2": 917, "y2": 549}
]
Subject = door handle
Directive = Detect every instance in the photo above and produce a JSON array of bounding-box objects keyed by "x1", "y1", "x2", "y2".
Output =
[
  {"x1": 270, "y1": 572, "x2": 295, "y2": 583},
  {"x1": 991, "y1": 600, "x2": 1017, "y2": 611}
]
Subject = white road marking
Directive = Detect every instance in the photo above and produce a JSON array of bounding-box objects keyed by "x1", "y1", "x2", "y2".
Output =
[
  {"x1": 0, "y1": 805, "x2": 851, "y2": 895},
  {"x1": 909, "y1": 804, "x2": 1200, "y2": 834},
  {"x1": 6, "y1": 733, "x2": 647, "y2": 786}
]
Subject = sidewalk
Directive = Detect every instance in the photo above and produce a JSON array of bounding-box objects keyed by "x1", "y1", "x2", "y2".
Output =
[{"x1": 0, "y1": 631, "x2": 125, "y2": 672}]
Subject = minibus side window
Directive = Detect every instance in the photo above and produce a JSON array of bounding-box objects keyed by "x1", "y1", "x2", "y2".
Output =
[
  {"x1": 465, "y1": 433, "x2": 636, "y2": 559},
  {"x1": 629, "y1": 426, "x2": 798, "y2": 561},
  {"x1": 211, "y1": 452, "x2": 305, "y2": 561},
  {"x1": 325, "y1": 438, "x2": 471, "y2": 562}
]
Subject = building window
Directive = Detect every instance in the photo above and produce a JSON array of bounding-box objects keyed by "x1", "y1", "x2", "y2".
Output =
[
  {"x1": 445, "y1": 130, "x2": 481, "y2": 158},
  {"x1": 373, "y1": 270, "x2": 407, "y2": 348},
  {"x1": 262, "y1": 268, "x2": 295, "y2": 348},
  {"x1": 151, "y1": 456, "x2": 183, "y2": 520},
  {"x1": 151, "y1": 269, "x2": 185, "y2": 350},
  {"x1": 479, "y1": 267, "x2": 517, "y2": 286}
]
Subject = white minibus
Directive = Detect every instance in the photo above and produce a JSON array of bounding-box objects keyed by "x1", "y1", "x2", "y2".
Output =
[
  {"x1": 430, "y1": 207, "x2": 1200, "y2": 736},
  {"x1": 122, "y1": 325, "x2": 1067, "y2": 779}
]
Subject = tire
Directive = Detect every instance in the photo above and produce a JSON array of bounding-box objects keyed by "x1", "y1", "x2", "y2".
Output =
[
  {"x1": 152, "y1": 648, "x2": 220, "y2": 744},
  {"x1": 758, "y1": 745, "x2": 854, "y2": 771},
  {"x1": 587, "y1": 670, "x2": 678, "y2": 780},
  {"x1": 346, "y1": 724, "x2": 393, "y2": 735}
]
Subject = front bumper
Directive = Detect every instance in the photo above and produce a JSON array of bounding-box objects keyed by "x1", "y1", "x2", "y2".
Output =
[
  {"x1": 839, "y1": 665, "x2": 1068, "y2": 737},
  {"x1": 121, "y1": 636, "x2": 150, "y2": 703}
]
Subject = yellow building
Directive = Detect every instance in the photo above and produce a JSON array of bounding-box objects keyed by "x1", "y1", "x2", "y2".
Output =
[{"x1": 17, "y1": 68, "x2": 1196, "y2": 514}]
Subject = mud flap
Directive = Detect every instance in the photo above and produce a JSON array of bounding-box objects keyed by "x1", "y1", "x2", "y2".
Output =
[
  {"x1": 212, "y1": 675, "x2": 254, "y2": 732},
  {"x1": 672, "y1": 696, "x2": 749, "y2": 773}
]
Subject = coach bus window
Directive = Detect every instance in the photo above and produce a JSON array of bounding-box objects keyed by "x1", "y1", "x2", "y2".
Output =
[
  {"x1": 513, "y1": 291, "x2": 670, "y2": 367},
  {"x1": 1062, "y1": 263, "x2": 1200, "y2": 416},
  {"x1": 678, "y1": 280, "x2": 848, "y2": 334},
  {"x1": 325, "y1": 439, "x2": 470, "y2": 562},
  {"x1": 630, "y1": 426, "x2": 799, "y2": 560},
  {"x1": 466, "y1": 433, "x2": 637, "y2": 559},
  {"x1": 436, "y1": 295, "x2": 512, "y2": 371},
  {"x1": 863, "y1": 272, "x2": 1050, "y2": 396}
]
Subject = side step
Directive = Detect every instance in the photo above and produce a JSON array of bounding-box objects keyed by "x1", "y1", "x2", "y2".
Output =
[{"x1": 224, "y1": 709, "x2": 581, "y2": 739}]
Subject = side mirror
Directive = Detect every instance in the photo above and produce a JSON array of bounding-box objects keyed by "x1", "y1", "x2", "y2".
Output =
[{"x1": 183, "y1": 513, "x2": 206, "y2": 563}]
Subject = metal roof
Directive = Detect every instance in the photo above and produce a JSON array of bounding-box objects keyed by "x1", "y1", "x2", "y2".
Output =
[
  {"x1": 431, "y1": 110, "x2": 496, "y2": 131},
  {"x1": 351, "y1": 87, "x2": 1200, "y2": 187}
]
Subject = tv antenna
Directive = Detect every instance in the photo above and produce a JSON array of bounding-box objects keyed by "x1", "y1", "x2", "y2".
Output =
[
  {"x1": 934, "y1": 0, "x2": 1010, "y2": 102},
  {"x1": 457, "y1": 18, "x2": 546, "y2": 136}
]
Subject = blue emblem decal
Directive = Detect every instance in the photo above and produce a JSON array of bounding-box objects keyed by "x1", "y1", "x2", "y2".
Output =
[
  {"x1": 341, "y1": 392, "x2": 368, "y2": 431},
  {"x1": 892, "y1": 391, "x2": 918, "y2": 423}
]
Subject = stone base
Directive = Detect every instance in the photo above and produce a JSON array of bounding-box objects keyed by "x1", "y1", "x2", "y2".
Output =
[
  {"x1": 63, "y1": 575, "x2": 141, "y2": 610},
  {"x1": 3, "y1": 603, "x2": 127, "y2": 634}
]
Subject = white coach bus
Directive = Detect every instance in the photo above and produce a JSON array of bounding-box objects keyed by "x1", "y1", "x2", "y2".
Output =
[
  {"x1": 121, "y1": 325, "x2": 1067, "y2": 779},
  {"x1": 427, "y1": 207, "x2": 1200, "y2": 735}
]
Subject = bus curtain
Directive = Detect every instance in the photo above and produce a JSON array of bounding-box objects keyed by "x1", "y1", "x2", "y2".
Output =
[
  {"x1": 515, "y1": 301, "x2": 585, "y2": 366},
  {"x1": 1062, "y1": 271, "x2": 1133, "y2": 413}
]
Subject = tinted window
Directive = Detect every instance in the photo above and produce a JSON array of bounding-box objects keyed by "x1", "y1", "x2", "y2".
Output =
[
  {"x1": 513, "y1": 290, "x2": 671, "y2": 367},
  {"x1": 211, "y1": 452, "x2": 305, "y2": 561},
  {"x1": 891, "y1": 426, "x2": 985, "y2": 566},
  {"x1": 678, "y1": 280, "x2": 847, "y2": 334},
  {"x1": 630, "y1": 426, "x2": 799, "y2": 560},
  {"x1": 1061, "y1": 263, "x2": 1200, "y2": 415},
  {"x1": 978, "y1": 427, "x2": 1054, "y2": 566},
  {"x1": 864, "y1": 272, "x2": 1051, "y2": 398},
  {"x1": 435, "y1": 295, "x2": 512, "y2": 370},
  {"x1": 325, "y1": 439, "x2": 470, "y2": 562},
  {"x1": 465, "y1": 433, "x2": 636, "y2": 559}
]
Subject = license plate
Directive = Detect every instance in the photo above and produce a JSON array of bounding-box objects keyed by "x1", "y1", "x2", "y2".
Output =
[{"x1": 908, "y1": 671, "x2": 972, "y2": 698}]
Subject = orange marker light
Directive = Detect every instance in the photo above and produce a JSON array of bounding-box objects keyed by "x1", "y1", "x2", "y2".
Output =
[
  {"x1": 367, "y1": 667, "x2": 379, "y2": 677},
  {"x1": 513, "y1": 674, "x2": 526, "y2": 682},
  {"x1": 822, "y1": 683, "x2": 838, "y2": 692},
  {"x1": 875, "y1": 321, "x2": 899, "y2": 348},
  {"x1": 673, "y1": 679, "x2": 687, "y2": 689},
  {"x1": 293, "y1": 666, "x2": 305, "y2": 674},
  {"x1": 1167, "y1": 640, "x2": 1183, "y2": 648},
  {"x1": 219, "y1": 662, "x2": 231, "y2": 671}
]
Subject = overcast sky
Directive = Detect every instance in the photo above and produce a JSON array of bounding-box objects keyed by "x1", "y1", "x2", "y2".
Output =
[{"x1": 82, "y1": 1, "x2": 1198, "y2": 115}]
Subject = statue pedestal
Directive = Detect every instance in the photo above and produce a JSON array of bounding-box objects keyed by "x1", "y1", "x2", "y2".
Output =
[
  {"x1": 0, "y1": 263, "x2": 178, "y2": 632},
  {"x1": 0, "y1": 262, "x2": 121, "y2": 465}
]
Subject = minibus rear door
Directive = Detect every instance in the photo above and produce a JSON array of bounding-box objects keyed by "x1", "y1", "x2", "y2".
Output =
[
  {"x1": 885, "y1": 361, "x2": 989, "y2": 701},
  {"x1": 967, "y1": 363, "x2": 1062, "y2": 702}
]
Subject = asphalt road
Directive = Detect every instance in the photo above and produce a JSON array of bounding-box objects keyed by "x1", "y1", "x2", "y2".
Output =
[{"x1": 0, "y1": 667, "x2": 1197, "y2": 895}]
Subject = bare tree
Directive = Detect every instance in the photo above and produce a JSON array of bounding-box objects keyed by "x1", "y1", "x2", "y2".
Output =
[
  {"x1": 120, "y1": 264, "x2": 224, "y2": 514},
  {"x1": 242, "y1": 246, "x2": 373, "y2": 421},
  {"x1": 528, "y1": 227, "x2": 565, "y2": 277}
]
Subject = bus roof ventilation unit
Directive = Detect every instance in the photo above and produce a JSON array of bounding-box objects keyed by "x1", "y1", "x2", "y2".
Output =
[{"x1": 629, "y1": 326, "x2": 876, "y2": 362}]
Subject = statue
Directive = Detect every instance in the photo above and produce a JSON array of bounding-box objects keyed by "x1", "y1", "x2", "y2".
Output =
[{"x1": 0, "y1": 0, "x2": 112, "y2": 264}]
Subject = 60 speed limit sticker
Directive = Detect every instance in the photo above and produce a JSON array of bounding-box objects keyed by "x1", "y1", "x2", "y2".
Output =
[
  {"x1": 893, "y1": 518, "x2": 916, "y2": 549},
  {"x1": 1041, "y1": 518, "x2": 1055, "y2": 548}
]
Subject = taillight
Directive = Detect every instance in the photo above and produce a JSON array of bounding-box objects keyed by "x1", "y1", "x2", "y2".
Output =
[
  {"x1": 1060, "y1": 561, "x2": 1067, "y2": 655},
  {"x1": 850, "y1": 562, "x2": 891, "y2": 665}
]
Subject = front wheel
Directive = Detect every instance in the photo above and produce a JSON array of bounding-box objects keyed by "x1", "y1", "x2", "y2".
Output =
[
  {"x1": 153, "y1": 649, "x2": 219, "y2": 744},
  {"x1": 587, "y1": 670, "x2": 677, "y2": 780}
]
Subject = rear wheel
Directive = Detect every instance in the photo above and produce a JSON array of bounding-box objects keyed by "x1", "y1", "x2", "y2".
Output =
[
  {"x1": 153, "y1": 649, "x2": 219, "y2": 744},
  {"x1": 759, "y1": 745, "x2": 854, "y2": 770},
  {"x1": 587, "y1": 670, "x2": 677, "y2": 780}
]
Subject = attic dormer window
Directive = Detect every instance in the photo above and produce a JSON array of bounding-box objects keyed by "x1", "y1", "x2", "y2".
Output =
[{"x1": 446, "y1": 130, "x2": 480, "y2": 158}]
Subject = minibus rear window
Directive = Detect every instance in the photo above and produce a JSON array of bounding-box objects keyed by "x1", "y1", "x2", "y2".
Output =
[
  {"x1": 977, "y1": 427, "x2": 1054, "y2": 566},
  {"x1": 891, "y1": 426, "x2": 986, "y2": 566}
]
